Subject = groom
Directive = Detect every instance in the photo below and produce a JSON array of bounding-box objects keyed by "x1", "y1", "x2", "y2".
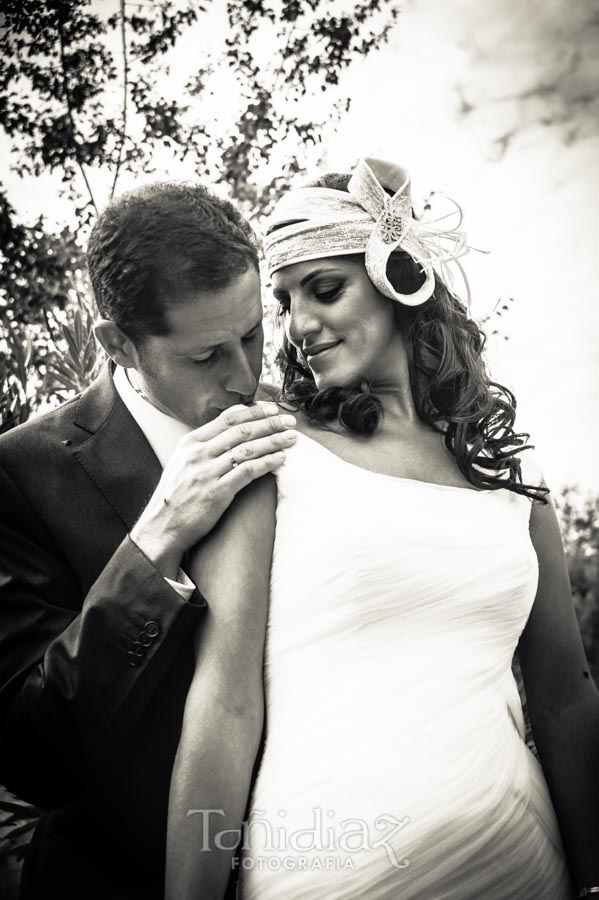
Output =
[{"x1": 0, "y1": 182, "x2": 294, "y2": 899}]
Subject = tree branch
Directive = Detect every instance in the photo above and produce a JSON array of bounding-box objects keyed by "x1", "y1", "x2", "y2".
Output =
[
  {"x1": 110, "y1": 0, "x2": 129, "y2": 200},
  {"x1": 56, "y1": 17, "x2": 99, "y2": 213}
]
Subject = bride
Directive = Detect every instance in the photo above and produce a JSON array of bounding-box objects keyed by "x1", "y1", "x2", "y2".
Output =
[{"x1": 165, "y1": 158, "x2": 597, "y2": 899}]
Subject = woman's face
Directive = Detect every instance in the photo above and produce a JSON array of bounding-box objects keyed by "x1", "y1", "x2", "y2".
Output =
[{"x1": 272, "y1": 257, "x2": 406, "y2": 389}]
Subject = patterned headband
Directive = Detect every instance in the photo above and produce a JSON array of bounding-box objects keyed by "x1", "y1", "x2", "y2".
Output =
[{"x1": 264, "y1": 157, "x2": 476, "y2": 308}]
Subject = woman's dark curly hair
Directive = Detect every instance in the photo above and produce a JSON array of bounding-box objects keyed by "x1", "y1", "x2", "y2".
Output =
[{"x1": 271, "y1": 172, "x2": 548, "y2": 503}]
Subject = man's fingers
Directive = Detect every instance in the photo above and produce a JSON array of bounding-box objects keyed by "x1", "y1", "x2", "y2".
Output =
[
  {"x1": 218, "y1": 451, "x2": 287, "y2": 492},
  {"x1": 214, "y1": 431, "x2": 297, "y2": 476},
  {"x1": 190, "y1": 402, "x2": 282, "y2": 443},
  {"x1": 208, "y1": 412, "x2": 296, "y2": 457}
]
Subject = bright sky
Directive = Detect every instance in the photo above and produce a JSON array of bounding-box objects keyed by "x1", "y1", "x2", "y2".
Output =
[{"x1": 3, "y1": 0, "x2": 598, "y2": 489}]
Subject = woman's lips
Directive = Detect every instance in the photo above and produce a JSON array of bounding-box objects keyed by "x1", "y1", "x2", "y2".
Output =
[{"x1": 304, "y1": 340, "x2": 342, "y2": 360}]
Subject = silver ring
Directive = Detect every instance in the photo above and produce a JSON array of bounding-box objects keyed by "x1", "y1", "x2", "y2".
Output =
[{"x1": 227, "y1": 450, "x2": 239, "y2": 469}]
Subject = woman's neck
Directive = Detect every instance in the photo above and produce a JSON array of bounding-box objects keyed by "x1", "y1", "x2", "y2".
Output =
[
  {"x1": 371, "y1": 333, "x2": 418, "y2": 426},
  {"x1": 377, "y1": 387, "x2": 420, "y2": 426},
  {"x1": 370, "y1": 349, "x2": 419, "y2": 424}
]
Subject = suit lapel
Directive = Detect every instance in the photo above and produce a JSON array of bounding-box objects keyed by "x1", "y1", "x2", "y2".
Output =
[{"x1": 72, "y1": 364, "x2": 163, "y2": 531}]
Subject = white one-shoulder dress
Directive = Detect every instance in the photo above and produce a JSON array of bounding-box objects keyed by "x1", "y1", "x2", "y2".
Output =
[{"x1": 238, "y1": 432, "x2": 575, "y2": 900}]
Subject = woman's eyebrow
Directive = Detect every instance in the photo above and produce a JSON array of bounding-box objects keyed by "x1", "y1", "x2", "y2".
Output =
[
  {"x1": 300, "y1": 268, "x2": 326, "y2": 287},
  {"x1": 273, "y1": 268, "x2": 341, "y2": 295}
]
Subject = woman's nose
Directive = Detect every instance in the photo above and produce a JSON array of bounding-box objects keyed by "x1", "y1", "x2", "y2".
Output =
[{"x1": 286, "y1": 299, "x2": 321, "y2": 347}]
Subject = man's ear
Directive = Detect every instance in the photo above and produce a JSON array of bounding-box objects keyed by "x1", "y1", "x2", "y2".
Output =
[{"x1": 94, "y1": 320, "x2": 139, "y2": 368}]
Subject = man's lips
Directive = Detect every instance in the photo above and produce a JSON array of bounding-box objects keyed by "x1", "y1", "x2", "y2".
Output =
[
  {"x1": 214, "y1": 394, "x2": 256, "y2": 415},
  {"x1": 303, "y1": 340, "x2": 342, "y2": 358}
]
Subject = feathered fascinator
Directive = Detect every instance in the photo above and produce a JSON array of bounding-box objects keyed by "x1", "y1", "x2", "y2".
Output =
[{"x1": 264, "y1": 157, "x2": 478, "y2": 309}]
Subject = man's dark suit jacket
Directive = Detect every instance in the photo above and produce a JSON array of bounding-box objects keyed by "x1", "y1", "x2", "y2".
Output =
[{"x1": 0, "y1": 365, "x2": 243, "y2": 899}]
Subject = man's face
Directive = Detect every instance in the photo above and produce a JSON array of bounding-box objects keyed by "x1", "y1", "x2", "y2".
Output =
[{"x1": 132, "y1": 266, "x2": 264, "y2": 428}]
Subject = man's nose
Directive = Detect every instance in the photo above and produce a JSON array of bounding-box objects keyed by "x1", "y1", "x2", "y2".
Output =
[
  {"x1": 286, "y1": 299, "x2": 320, "y2": 348},
  {"x1": 224, "y1": 346, "x2": 259, "y2": 397}
]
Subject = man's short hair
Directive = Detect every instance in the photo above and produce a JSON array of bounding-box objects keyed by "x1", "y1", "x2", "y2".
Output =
[{"x1": 87, "y1": 182, "x2": 259, "y2": 342}]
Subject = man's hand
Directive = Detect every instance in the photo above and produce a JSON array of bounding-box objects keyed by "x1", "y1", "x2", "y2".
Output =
[{"x1": 130, "y1": 401, "x2": 295, "y2": 579}]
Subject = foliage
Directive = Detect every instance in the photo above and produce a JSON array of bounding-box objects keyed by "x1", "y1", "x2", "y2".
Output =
[
  {"x1": 554, "y1": 487, "x2": 599, "y2": 680},
  {"x1": 43, "y1": 289, "x2": 106, "y2": 399},
  {"x1": 479, "y1": 294, "x2": 514, "y2": 342},
  {"x1": 0, "y1": 186, "x2": 102, "y2": 411},
  {"x1": 0, "y1": 189, "x2": 85, "y2": 327},
  {"x1": 0, "y1": 296, "x2": 106, "y2": 427},
  {"x1": 0, "y1": 0, "x2": 200, "y2": 218},
  {"x1": 206, "y1": 0, "x2": 401, "y2": 217},
  {"x1": 0, "y1": 0, "x2": 400, "y2": 223},
  {"x1": 0, "y1": 319, "x2": 34, "y2": 435}
]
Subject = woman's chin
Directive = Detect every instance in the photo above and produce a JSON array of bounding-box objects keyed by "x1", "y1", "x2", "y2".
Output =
[{"x1": 312, "y1": 369, "x2": 363, "y2": 391}]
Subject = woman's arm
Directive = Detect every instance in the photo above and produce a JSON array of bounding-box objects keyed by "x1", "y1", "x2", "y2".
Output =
[
  {"x1": 517, "y1": 491, "x2": 599, "y2": 892},
  {"x1": 165, "y1": 474, "x2": 277, "y2": 900}
]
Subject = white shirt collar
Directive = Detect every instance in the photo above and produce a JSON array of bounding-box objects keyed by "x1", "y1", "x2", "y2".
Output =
[{"x1": 113, "y1": 365, "x2": 192, "y2": 468}]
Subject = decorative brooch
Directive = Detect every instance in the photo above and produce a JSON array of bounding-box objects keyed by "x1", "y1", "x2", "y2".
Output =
[{"x1": 379, "y1": 206, "x2": 408, "y2": 244}]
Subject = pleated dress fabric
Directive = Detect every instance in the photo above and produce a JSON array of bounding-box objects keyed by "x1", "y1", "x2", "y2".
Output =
[{"x1": 238, "y1": 432, "x2": 575, "y2": 900}]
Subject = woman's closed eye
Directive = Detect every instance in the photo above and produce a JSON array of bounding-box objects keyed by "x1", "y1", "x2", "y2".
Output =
[
  {"x1": 275, "y1": 282, "x2": 342, "y2": 313},
  {"x1": 313, "y1": 281, "x2": 342, "y2": 302}
]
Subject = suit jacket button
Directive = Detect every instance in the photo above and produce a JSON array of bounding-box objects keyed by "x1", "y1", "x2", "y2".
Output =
[
  {"x1": 131, "y1": 642, "x2": 145, "y2": 657},
  {"x1": 139, "y1": 631, "x2": 152, "y2": 646},
  {"x1": 145, "y1": 621, "x2": 160, "y2": 638},
  {"x1": 127, "y1": 652, "x2": 139, "y2": 666}
]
